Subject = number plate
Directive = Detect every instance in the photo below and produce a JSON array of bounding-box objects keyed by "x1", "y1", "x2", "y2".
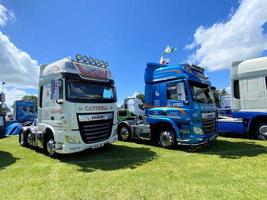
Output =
[{"x1": 92, "y1": 143, "x2": 104, "y2": 149}]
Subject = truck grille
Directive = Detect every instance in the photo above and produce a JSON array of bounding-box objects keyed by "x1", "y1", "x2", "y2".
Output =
[
  {"x1": 202, "y1": 119, "x2": 216, "y2": 134},
  {"x1": 78, "y1": 118, "x2": 113, "y2": 144}
]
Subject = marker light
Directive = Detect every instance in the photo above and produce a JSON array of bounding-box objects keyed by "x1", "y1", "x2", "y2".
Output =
[
  {"x1": 88, "y1": 57, "x2": 94, "y2": 64},
  {"x1": 104, "y1": 61, "x2": 109, "y2": 68},
  {"x1": 100, "y1": 60, "x2": 104, "y2": 67},
  {"x1": 183, "y1": 64, "x2": 192, "y2": 74},
  {"x1": 95, "y1": 59, "x2": 100, "y2": 66},
  {"x1": 76, "y1": 54, "x2": 82, "y2": 62},
  {"x1": 83, "y1": 55, "x2": 89, "y2": 63}
]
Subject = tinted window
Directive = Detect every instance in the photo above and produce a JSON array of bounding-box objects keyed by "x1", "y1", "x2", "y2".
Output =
[
  {"x1": 39, "y1": 86, "x2": 43, "y2": 108},
  {"x1": 22, "y1": 106, "x2": 35, "y2": 113},
  {"x1": 166, "y1": 81, "x2": 187, "y2": 101},
  {"x1": 66, "y1": 79, "x2": 116, "y2": 103},
  {"x1": 233, "y1": 80, "x2": 240, "y2": 99},
  {"x1": 265, "y1": 76, "x2": 267, "y2": 90},
  {"x1": 190, "y1": 81, "x2": 214, "y2": 103}
]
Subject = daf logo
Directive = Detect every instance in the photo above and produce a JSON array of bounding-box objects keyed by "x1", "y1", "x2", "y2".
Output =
[{"x1": 92, "y1": 115, "x2": 104, "y2": 119}]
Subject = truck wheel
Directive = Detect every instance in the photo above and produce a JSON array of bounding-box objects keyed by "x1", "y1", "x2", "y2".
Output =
[
  {"x1": 158, "y1": 127, "x2": 176, "y2": 148},
  {"x1": 255, "y1": 122, "x2": 267, "y2": 140},
  {"x1": 19, "y1": 130, "x2": 29, "y2": 147},
  {"x1": 44, "y1": 135, "x2": 57, "y2": 157},
  {"x1": 118, "y1": 125, "x2": 130, "y2": 141}
]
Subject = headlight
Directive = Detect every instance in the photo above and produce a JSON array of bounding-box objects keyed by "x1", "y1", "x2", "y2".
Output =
[
  {"x1": 193, "y1": 126, "x2": 203, "y2": 135},
  {"x1": 112, "y1": 127, "x2": 118, "y2": 137},
  {"x1": 64, "y1": 136, "x2": 81, "y2": 144}
]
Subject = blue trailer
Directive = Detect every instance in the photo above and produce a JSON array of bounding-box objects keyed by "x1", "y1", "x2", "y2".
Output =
[
  {"x1": 118, "y1": 62, "x2": 217, "y2": 149},
  {"x1": 4, "y1": 100, "x2": 36, "y2": 135},
  {"x1": 217, "y1": 57, "x2": 267, "y2": 140}
]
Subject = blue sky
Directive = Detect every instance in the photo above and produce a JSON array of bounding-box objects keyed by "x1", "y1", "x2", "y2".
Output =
[{"x1": 1, "y1": 0, "x2": 267, "y2": 106}]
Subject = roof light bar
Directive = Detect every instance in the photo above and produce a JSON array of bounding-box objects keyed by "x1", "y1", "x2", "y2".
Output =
[
  {"x1": 191, "y1": 64, "x2": 205, "y2": 72},
  {"x1": 75, "y1": 54, "x2": 109, "y2": 68}
]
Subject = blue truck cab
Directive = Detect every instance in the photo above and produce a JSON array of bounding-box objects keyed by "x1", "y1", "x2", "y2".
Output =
[
  {"x1": 13, "y1": 100, "x2": 37, "y2": 123},
  {"x1": 118, "y1": 63, "x2": 217, "y2": 149}
]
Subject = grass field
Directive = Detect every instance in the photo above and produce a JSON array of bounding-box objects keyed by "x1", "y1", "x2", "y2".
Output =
[{"x1": 0, "y1": 136, "x2": 267, "y2": 200}]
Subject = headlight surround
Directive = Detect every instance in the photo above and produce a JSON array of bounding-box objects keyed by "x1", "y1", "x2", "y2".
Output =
[
  {"x1": 193, "y1": 126, "x2": 204, "y2": 135},
  {"x1": 64, "y1": 136, "x2": 81, "y2": 144},
  {"x1": 112, "y1": 126, "x2": 118, "y2": 137}
]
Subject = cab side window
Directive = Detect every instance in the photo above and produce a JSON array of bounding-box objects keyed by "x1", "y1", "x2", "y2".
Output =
[
  {"x1": 42, "y1": 82, "x2": 52, "y2": 107},
  {"x1": 51, "y1": 79, "x2": 63, "y2": 100},
  {"x1": 233, "y1": 80, "x2": 240, "y2": 99},
  {"x1": 166, "y1": 81, "x2": 187, "y2": 101},
  {"x1": 39, "y1": 86, "x2": 43, "y2": 108}
]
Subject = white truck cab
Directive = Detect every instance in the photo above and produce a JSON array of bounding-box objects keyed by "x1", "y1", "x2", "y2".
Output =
[
  {"x1": 218, "y1": 56, "x2": 267, "y2": 139},
  {"x1": 19, "y1": 54, "x2": 118, "y2": 156},
  {"x1": 231, "y1": 57, "x2": 267, "y2": 112},
  {"x1": 124, "y1": 97, "x2": 145, "y2": 119}
]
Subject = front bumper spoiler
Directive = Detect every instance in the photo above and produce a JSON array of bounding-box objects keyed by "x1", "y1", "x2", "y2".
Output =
[
  {"x1": 55, "y1": 135, "x2": 118, "y2": 154},
  {"x1": 177, "y1": 133, "x2": 217, "y2": 146}
]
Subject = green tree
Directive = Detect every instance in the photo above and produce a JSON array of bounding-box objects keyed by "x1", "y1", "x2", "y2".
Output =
[
  {"x1": 211, "y1": 89, "x2": 220, "y2": 108},
  {"x1": 136, "y1": 93, "x2": 145, "y2": 103},
  {"x1": 220, "y1": 88, "x2": 227, "y2": 96}
]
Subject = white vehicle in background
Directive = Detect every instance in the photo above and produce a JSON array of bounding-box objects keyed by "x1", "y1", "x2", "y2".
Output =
[
  {"x1": 19, "y1": 54, "x2": 118, "y2": 156},
  {"x1": 219, "y1": 94, "x2": 231, "y2": 109},
  {"x1": 218, "y1": 56, "x2": 267, "y2": 139},
  {"x1": 124, "y1": 97, "x2": 145, "y2": 119}
]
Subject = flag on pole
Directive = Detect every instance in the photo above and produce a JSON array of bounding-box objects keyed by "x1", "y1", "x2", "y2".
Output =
[
  {"x1": 160, "y1": 57, "x2": 170, "y2": 65},
  {"x1": 162, "y1": 45, "x2": 177, "y2": 56}
]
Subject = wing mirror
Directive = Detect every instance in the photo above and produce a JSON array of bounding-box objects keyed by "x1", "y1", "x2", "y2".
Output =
[
  {"x1": 210, "y1": 86, "x2": 216, "y2": 91},
  {"x1": 56, "y1": 99, "x2": 64, "y2": 105}
]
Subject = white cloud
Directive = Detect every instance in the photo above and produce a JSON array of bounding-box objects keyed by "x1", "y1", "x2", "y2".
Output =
[
  {"x1": 4, "y1": 87, "x2": 33, "y2": 109},
  {"x1": 185, "y1": 0, "x2": 267, "y2": 71},
  {"x1": 0, "y1": 32, "x2": 39, "y2": 88},
  {"x1": 128, "y1": 91, "x2": 140, "y2": 98},
  {"x1": 0, "y1": 3, "x2": 39, "y2": 109},
  {"x1": 0, "y1": 4, "x2": 15, "y2": 27},
  {"x1": 0, "y1": 3, "x2": 39, "y2": 88}
]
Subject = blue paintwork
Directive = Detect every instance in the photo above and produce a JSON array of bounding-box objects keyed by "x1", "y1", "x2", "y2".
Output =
[
  {"x1": 218, "y1": 111, "x2": 267, "y2": 135},
  {"x1": 14, "y1": 100, "x2": 37, "y2": 123},
  {"x1": 217, "y1": 120, "x2": 245, "y2": 134},
  {"x1": 5, "y1": 122, "x2": 23, "y2": 135},
  {"x1": 1, "y1": 101, "x2": 37, "y2": 136},
  {"x1": 144, "y1": 63, "x2": 217, "y2": 145}
]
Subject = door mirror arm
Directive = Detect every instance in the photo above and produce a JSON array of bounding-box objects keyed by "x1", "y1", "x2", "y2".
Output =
[{"x1": 56, "y1": 99, "x2": 64, "y2": 105}]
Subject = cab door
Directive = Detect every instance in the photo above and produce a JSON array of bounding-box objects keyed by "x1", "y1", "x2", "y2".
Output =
[
  {"x1": 39, "y1": 79, "x2": 64, "y2": 128},
  {"x1": 165, "y1": 80, "x2": 190, "y2": 119}
]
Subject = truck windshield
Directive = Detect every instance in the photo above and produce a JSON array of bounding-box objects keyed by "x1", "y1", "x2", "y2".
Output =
[
  {"x1": 190, "y1": 81, "x2": 214, "y2": 104},
  {"x1": 66, "y1": 79, "x2": 116, "y2": 103}
]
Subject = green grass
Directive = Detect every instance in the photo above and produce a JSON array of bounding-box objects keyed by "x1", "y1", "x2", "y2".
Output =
[{"x1": 0, "y1": 136, "x2": 267, "y2": 200}]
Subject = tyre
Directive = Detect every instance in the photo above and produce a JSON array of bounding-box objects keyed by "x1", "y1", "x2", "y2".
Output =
[
  {"x1": 157, "y1": 126, "x2": 176, "y2": 148},
  {"x1": 255, "y1": 122, "x2": 267, "y2": 140},
  {"x1": 19, "y1": 130, "x2": 29, "y2": 147},
  {"x1": 118, "y1": 124, "x2": 131, "y2": 141},
  {"x1": 43, "y1": 134, "x2": 57, "y2": 157}
]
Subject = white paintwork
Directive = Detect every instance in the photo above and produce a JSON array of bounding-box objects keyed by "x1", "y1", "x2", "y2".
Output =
[
  {"x1": 231, "y1": 56, "x2": 267, "y2": 112},
  {"x1": 220, "y1": 94, "x2": 231, "y2": 109},
  {"x1": 124, "y1": 97, "x2": 145, "y2": 118},
  {"x1": 34, "y1": 57, "x2": 117, "y2": 154}
]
